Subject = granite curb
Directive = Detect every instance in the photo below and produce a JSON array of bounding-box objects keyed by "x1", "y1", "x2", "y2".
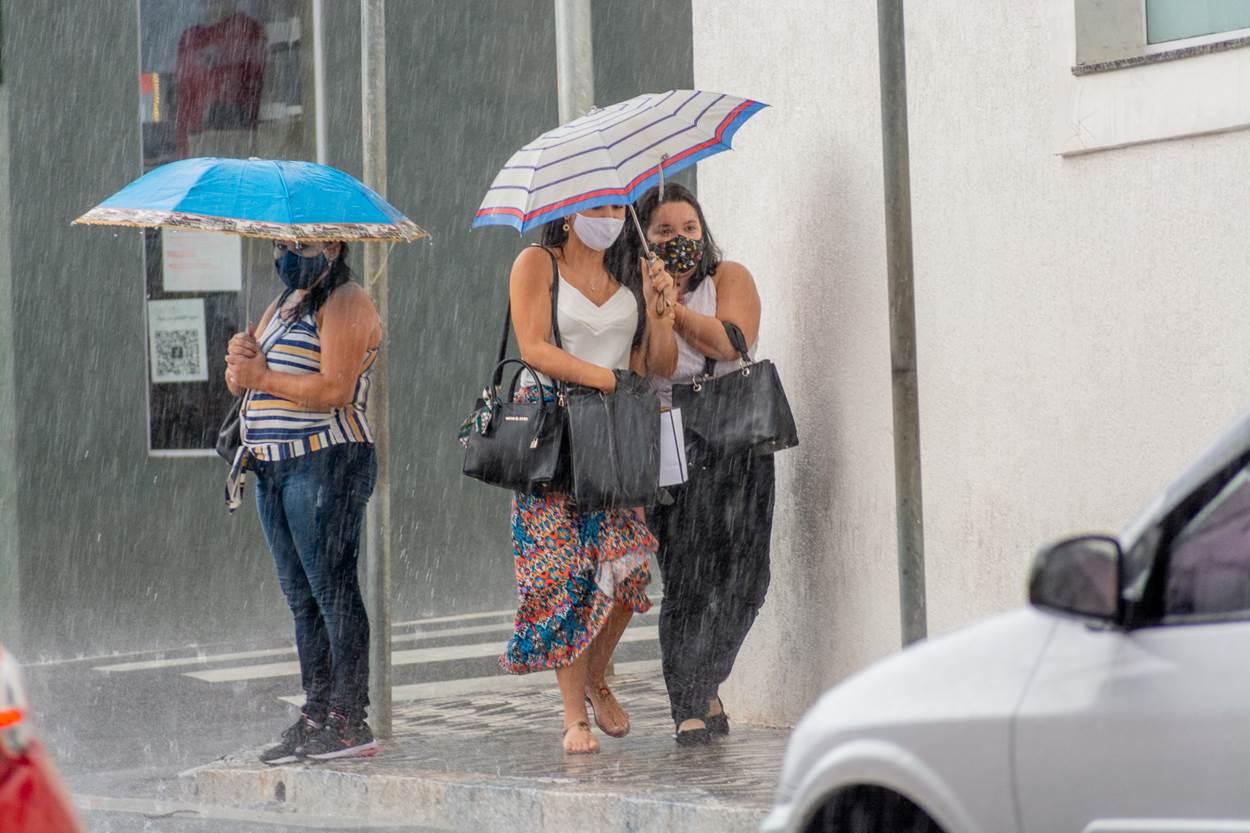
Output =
[{"x1": 184, "y1": 758, "x2": 767, "y2": 833}]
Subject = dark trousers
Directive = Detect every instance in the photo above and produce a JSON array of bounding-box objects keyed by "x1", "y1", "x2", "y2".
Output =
[
  {"x1": 253, "y1": 443, "x2": 377, "y2": 722},
  {"x1": 647, "y1": 451, "x2": 775, "y2": 725}
]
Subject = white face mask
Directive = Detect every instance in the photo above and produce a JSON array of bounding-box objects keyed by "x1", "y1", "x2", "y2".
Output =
[{"x1": 571, "y1": 213, "x2": 625, "y2": 251}]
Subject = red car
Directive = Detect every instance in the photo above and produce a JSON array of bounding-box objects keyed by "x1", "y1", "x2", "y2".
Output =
[{"x1": 0, "y1": 646, "x2": 83, "y2": 833}]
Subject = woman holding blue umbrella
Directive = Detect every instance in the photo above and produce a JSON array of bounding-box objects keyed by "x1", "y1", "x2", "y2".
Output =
[
  {"x1": 225, "y1": 239, "x2": 384, "y2": 764},
  {"x1": 75, "y1": 157, "x2": 426, "y2": 764}
]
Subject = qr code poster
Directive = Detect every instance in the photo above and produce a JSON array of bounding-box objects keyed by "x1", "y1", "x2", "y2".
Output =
[{"x1": 147, "y1": 299, "x2": 209, "y2": 384}]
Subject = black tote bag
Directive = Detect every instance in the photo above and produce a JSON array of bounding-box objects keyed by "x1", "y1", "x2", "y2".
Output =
[
  {"x1": 672, "y1": 321, "x2": 798, "y2": 465},
  {"x1": 564, "y1": 371, "x2": 660, "y2": 511}
]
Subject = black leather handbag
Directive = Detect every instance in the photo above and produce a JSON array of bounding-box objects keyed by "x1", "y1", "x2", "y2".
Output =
[
  {"x1": 215, "y1": 398, "x2": 244, "y2": 464},
  {"x1": 564, "y1": 370, "x2": 660, "y2": 511},
  {"x1": 462, "y1": 356, "x2": 566, "y2": 491},
  {"x1": 672, "y1": 321, "x2": 799, "y2": 465},
  {"x1": 461, "y1": 247, "x2": 567, "y2": 492}
]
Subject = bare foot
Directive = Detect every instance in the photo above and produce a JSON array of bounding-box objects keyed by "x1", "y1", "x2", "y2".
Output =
[
  {"x1": 562, "y1": 720, "x2": 600, "y2": 754},
  {"x1": 707, "y1": 697, "x2": 724, "y2": 717},
  {"x1": 678, "y1": 718, "x2": 707, "y2": 733},
  {"x1": 585, "y1": 683, "x2": 630, "y2": 738}
]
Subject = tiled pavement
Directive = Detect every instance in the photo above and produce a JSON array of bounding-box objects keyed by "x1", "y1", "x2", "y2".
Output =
[{"x1": 185, "y1": 671, "x2": 791, "y2": 833}]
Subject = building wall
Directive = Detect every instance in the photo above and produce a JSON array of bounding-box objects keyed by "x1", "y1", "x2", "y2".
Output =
[
  {"x1": 0, "y1": 78, "x2": 19, "y2": 650},
  {"x1": 694, "y1": 0, "x2": 1250, "y2": 724}
]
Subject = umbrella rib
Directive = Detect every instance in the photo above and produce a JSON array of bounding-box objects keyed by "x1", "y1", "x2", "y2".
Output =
[
  {"x1": 504, "y1": 99, "x2": 736, "y2": 199},
  {"x1": 273, "y1": 161, "x2": 295, "y2": 232},
  {"x1": 506, "y1": 93, "x2": 705, "y2": 174},
  {"x1": 501, "y1": 100, "x2": 761, "y2": 227},
  {"x1": 533, "y1": 91, "x2": 677, "y2": 149}
]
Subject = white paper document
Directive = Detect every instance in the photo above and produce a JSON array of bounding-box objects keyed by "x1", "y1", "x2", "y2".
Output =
[
  {"x1": 162, "y1": 230, "x2": 242, "y2": 293},
  {"x1": 659, "y1": 408, "x2": 689, "y2": 487},
  {"x1": 147, "y1": 299, "x2": 209, "y2": 384}
]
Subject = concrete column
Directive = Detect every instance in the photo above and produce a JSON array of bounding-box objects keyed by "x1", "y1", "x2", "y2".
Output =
[{"x1": 0, "y1": 84, "x2": 20, "y2": 652}]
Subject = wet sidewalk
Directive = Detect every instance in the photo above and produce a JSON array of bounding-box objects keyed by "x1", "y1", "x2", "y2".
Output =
[{"x1": 182, "y1": 671, "x2": 790, "y2": 833}]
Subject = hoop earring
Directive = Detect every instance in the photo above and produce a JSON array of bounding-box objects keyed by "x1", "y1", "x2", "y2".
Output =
[{"x1": 562, "y1": 222, "x2": 570, "y2": 233}]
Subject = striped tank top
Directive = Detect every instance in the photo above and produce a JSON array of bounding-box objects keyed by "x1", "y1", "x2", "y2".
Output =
[{"x1": 241, "y1": 305, "x2": 378, "y2": 461}]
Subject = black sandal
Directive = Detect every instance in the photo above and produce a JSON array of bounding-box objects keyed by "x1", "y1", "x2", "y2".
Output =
[
  {"x1": 674, "y1": 720, "x2": 711, "y2": 746},
  {"x1": 706, "y1": 697, "x2": 730, "y2": 737}
]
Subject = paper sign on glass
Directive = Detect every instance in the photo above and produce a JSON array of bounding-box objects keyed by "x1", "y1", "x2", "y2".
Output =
[
  {"x1": 161, "y1": 230, "x2": 242, "y2": 293},
  {"x1": 659, "y1": 408, "x2": 689, "y2": 488},
  {"x1": 148, "y1": 299, "x2": 209, "y2": 384}
]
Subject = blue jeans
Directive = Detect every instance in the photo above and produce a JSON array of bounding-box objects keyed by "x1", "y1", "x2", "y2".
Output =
[{"x1": 252, "y1": 443, "x2": 377, "y2": 722}]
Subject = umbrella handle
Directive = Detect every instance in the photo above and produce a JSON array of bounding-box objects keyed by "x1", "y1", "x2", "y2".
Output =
[{"x1": 628, "y1": 204, "x2": 669, "y2": 316}]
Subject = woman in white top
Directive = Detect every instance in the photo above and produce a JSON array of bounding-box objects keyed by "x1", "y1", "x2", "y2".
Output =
[
  {"x1": 500, "y1": 203, "x2": 677, "y2": 755},
  {"x1": 638, "y1": 183, "x2": 776, "y2": 746}
]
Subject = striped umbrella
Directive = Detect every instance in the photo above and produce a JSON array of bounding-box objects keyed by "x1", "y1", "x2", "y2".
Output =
[{"x1": 474, "y1": 90, "x2": 767, "y2": 234}]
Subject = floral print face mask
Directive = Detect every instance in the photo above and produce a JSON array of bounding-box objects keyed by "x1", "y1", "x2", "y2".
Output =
[{"x1": 651, "y1": 234, "x2": 704, "y2": 274}]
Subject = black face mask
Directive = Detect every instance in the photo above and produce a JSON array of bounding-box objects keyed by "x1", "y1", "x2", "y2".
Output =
[
  {"x1": 275, "y1": 250, "x2": 329, "y2": 290},
  {"x1": 651, "y1": 234, "x2": 704, "y2": 274}
]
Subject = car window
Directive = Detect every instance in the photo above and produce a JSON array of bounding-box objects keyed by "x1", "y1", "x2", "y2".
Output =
[{"x1": 1165, "y1": 466, "x2": 1250, "y2": 617}]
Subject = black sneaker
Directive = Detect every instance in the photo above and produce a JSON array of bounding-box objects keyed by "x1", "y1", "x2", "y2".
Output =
[
  {"x1": 259, "y1": 714, "x2": 322, "y2": 766},
  {"x1": 300, "y1": 712, "x2": 378, "y2": 761}
]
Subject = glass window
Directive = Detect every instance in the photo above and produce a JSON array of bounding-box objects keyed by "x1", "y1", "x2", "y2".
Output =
[
  {"x1": 138, "y1": 0, "x2": 317, "y2": 452},
  {"x1": 1146, "y1": 0, "x2": 1250, "y2": 45},
  {"x1": 1165, "y1": 466, "x2": 1250, "y2": 617}
]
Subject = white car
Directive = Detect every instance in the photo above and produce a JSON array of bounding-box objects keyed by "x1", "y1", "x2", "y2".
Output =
[{"x1": 763, "y1": 412, "x2": 1250, "y2": 833}]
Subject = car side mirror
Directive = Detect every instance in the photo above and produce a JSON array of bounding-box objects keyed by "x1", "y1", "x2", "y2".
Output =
[{"x1": 1029, "y1": 534, "x2": 1123, "y2": 622}]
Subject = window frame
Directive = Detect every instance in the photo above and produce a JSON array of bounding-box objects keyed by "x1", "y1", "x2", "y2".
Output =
[
  {"x1": 1143, "y1": 0, "x2": 1250, "y2": 51},
  {"x1": 1075, "y1": 0, "x2": 1250, "y2": 73},
  {"x1": 1126, "y1": 452, "x2": 1250, "y2": 629},
  {"x1": 1054, "y1": 0, "x2": 1250, "y2": 155}
]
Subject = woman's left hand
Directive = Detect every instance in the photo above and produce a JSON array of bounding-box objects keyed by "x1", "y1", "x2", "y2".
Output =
[{"x1": 224, "y1": 350, "x2": 270, "y2": 390}]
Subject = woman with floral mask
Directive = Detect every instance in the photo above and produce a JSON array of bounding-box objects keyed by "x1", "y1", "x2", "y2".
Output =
[
  {"x1": 635, "y1": 184, "x2": 775, "y2": 746},
  {"x1": 501, "y1": 204, "x2": 677, "y2": 754},
  {"x1": 224, "y1": 240, "x2": 382, "y2": 764}
]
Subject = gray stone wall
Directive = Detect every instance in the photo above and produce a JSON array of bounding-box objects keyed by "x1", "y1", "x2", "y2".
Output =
[
  {"x1": 8, "y1": 0, "x2": 286, "y2": 659},
  {"x1": 0, "y1": 79, "x2": 18, "y2": 652}
]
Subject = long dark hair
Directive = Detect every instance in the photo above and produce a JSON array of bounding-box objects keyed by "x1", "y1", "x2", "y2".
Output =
[
  {"x1": 284, "y1": 242, "x2": 353, "y2": 321},
  {"x1": 632, "y1": 184, "x2": 723, "y2": 294},
  {"x1": 540, "y1": 216, "x2": 646, "y2": 347}
]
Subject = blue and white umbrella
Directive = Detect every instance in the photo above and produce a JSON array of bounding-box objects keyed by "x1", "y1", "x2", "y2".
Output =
[
  {"x1": 75, "y1": 157, "x2": 426, "y2": 243},
  {"x1": 474, "y1": 90, "x2": 767, "y2": 234}
]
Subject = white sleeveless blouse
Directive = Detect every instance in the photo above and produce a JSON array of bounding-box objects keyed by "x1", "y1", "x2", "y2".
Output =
[{"x1": 526, "y1": 273, "x2": 637, "y2": 387}]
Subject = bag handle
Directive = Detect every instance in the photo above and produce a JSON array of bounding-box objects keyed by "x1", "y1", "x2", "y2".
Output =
[
  {"x1": 482, "y1": 357, "x2": 554, "y2": 447},
  {"x1": 491, "y1": 357, "x2": 549, "y2": 400},
  {"x1": 493, "y1": 244, "x2": 562, "y2": 387},
  {"x1": 700, "y1": 320, "x2": 753, "y2": 377}
]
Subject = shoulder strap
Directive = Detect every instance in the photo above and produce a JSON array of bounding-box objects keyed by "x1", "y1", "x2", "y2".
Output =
[
  {"x1": 536, "y1": 245, "x2": 562, "y2": 349},
  {"x1": 259, "y1": 288, "x2": 300, "y2": 355},
  {"x1": 493, "y1": 244, "x2": 562, "y2": 387},
  {"x1": 701, "y1": 321, "x2": 753, "y2": 376}
]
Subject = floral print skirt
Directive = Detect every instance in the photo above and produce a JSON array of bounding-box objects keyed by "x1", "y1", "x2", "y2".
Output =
[{"x1": 500, "y1": 488, "x2": 655, "y2": 675}]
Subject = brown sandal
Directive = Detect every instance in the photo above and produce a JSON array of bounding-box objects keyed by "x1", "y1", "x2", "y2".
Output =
[
  {"x1": 585, "y1": 685, "x2": 630, "y2": 738},
  {"x1": 562, "y1": 720, "x2": 592, "y2": 737},
  {"x1": 562, "y1": 720, "x2": 599, "y2": 755}
]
